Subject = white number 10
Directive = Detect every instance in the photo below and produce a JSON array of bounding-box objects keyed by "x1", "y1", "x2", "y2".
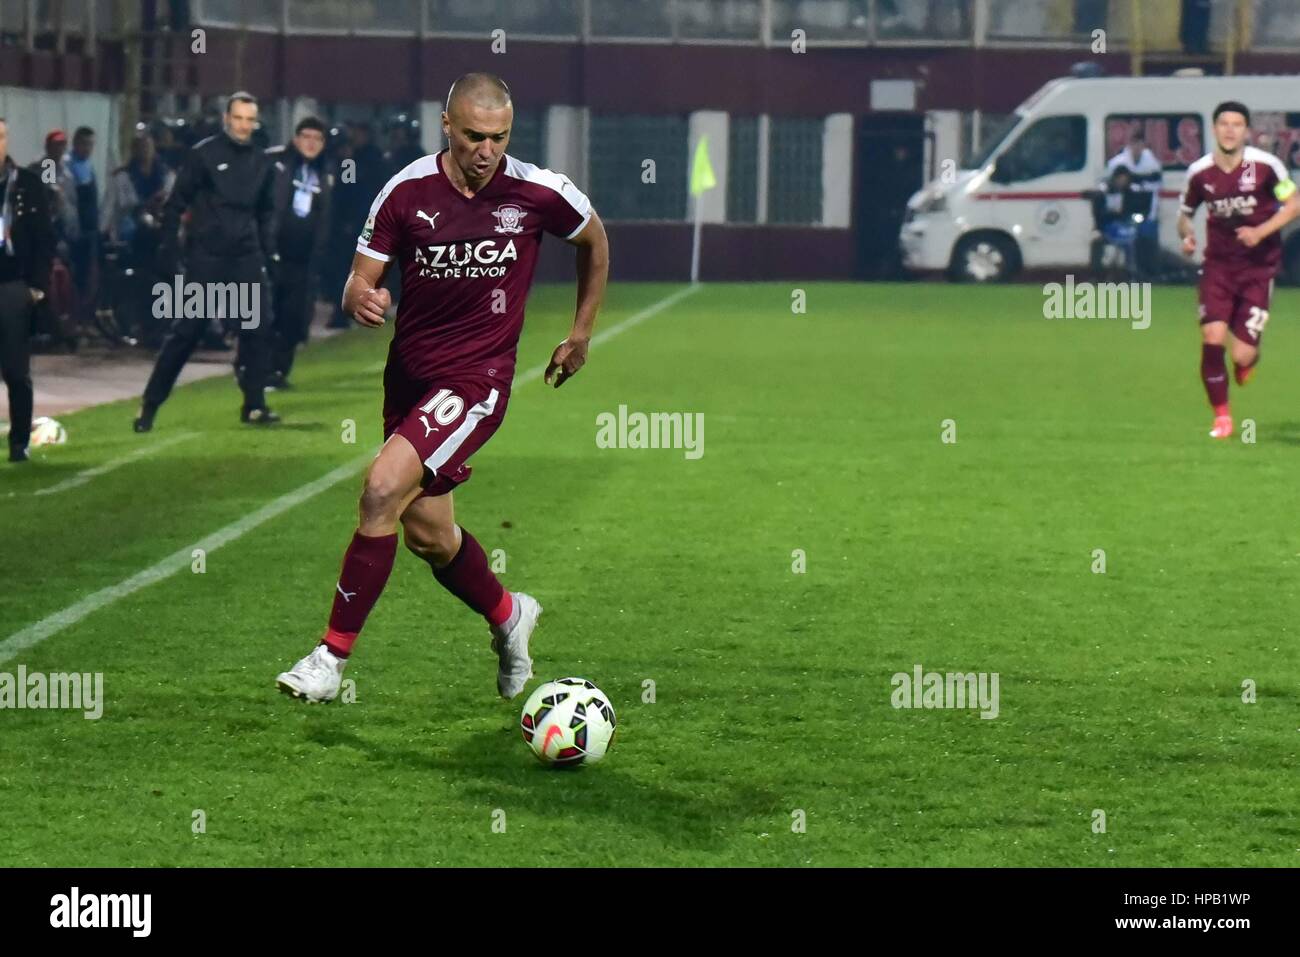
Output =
[{"x1": 419, "y1": 388, "x2": 464, "y2": 425}]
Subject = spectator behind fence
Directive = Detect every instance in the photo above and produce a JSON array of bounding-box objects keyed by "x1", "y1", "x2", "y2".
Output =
[
  {"x1": 0, "y1": 117, "x2": 55, "y2": 463},
  {"x1": 384, "y1": 120, "x2": 424, "y2": 178},
  {"x1": 63, "y1": 127, "x2": 100, "y2": 329},
  {"x1": 323, "y1": 130, "x2": 354, "y2": 329},
  {"x1": 266, "y1": 116, "x2": 332, "y2": 388},
  {"x1": 101, "y1": 132, "x2": 175, "y2": 346},
  {"x1": 28, "y1": 130, "x2": 79, "y2": 257}
]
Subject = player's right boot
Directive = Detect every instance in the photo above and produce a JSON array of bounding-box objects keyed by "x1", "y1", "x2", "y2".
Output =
[
  {"x1": 1234, "y1": 363, "x2": 1257, "y2": 387},
  {"x1": 276, "y1": 643, "x2": 346, "y2": 702},
  {"x1": 490, "y1": 593, "x2": 541, "y2": 700},
  {"x1": 1209, "y1": 414, "x2": 1234, "y2": 439},
  {"x1": 241, "y1": 406, "x2": 281, "y2": 426}
]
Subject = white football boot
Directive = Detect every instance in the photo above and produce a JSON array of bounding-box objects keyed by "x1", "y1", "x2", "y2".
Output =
[
  {"x1": 490, "y1": 592, "x2": 541, "y2": 699},
  {"x1": 276, "y1": 644, "x2": 346, "y2": 703}
]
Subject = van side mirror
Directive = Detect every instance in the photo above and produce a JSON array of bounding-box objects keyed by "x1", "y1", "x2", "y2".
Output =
[{"x1": 991, "y1": 157, "x2": 1010, "y2": 184}]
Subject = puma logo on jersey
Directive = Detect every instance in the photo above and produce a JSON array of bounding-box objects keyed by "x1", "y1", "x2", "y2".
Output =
[
  {"x1": 416, "y1": 209, "x2": 440, "y2": 232},
  {"x1": 336, "y1": 583, "x2": 357, "y2": 603},
  {"x1": 419, "y1": 414, "x2": 438, "y2": 438}
]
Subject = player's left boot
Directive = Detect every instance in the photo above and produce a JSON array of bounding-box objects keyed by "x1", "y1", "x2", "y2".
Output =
[
  {"x1": 1234, "y1": 363, "x2": 1257, "y2": 387},
  {"x1": 1209, "y1": 414, "x2": 1234, "y2": 439},
  {"x1": 490, "y1": 593, "x2": 541, "y2": 700},
  {"x1": 276, "y1": 643, "x2": 346, "y2": 702},
  {"x1": 133, "y1": 404, "x2": 156, "y2": 433}
]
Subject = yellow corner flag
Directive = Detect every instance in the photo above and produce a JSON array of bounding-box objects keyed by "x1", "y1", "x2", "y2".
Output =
[{"x1": 690, "y1": 136, "x2": 717, "y2": 196}]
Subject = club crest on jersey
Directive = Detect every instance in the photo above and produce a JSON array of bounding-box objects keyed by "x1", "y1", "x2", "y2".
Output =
[
  {"x1": 1239, "y1": 161, "x2": 1256, "y2": 191},
  {"x1": 492, "y1": 204, "x2": 527, "y2": 234}
]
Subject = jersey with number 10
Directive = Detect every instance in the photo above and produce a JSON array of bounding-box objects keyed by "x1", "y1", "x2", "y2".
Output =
[{"x1": 356, "y1": 150, "x2": 593, "y2": 393}]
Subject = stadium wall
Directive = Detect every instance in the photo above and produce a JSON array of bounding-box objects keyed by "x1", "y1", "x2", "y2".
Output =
[
  {"x1": 0, "y1": 87, "x2": 122, "y2": 180},
  {"x1": 12, "y1": 29, "x2": 1300, "y2": 280}
]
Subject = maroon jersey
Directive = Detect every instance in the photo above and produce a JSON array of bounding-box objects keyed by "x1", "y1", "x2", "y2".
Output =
[
  {"x1": 1179, "y1": 146, "x2": 1296, "y2": 272},
  {"x1": 356, "y1": 150, "x2": 593, "y2": 391}
]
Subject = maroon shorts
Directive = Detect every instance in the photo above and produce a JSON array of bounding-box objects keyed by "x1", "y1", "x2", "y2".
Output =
[
  {"x1": 1198, "y1": 263, "x2": 1275, "y2": 345},
  {"x1": 383, "y1": 375, "x2": 509, "y2": 498}
]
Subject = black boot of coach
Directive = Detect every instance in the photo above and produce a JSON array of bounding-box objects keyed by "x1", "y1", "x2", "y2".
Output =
[
  {"x1": 133, "y1": 405, "x2": 157, "y2": 433},
  {"x1": 240, "y1": 406, "x2": 281, "y2": 426}
]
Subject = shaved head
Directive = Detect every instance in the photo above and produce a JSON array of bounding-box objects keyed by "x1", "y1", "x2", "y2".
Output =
[
  {"x1": 441, "y1": 73, "x2": 514, "y2": 190},
  {"x1": 446, "y1": 73, "x2": 512, "y2": 115}
]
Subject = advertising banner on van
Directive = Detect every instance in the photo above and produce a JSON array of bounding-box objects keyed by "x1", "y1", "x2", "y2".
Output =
[
  {"x1": 1105, "y1": 114, "x2": 1204, "y2": 169},
  {"x1": 1249, "y1": 112, "x2": 1300, "y2": 172}
]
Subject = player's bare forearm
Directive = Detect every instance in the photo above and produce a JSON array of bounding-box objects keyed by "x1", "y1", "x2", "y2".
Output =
[
  {"x1": 343, "y1": 253, "x2": 392, "y2": 328},
  {"x1": 546, "y1": 213, "x2": 609, "y2": 388},
  {"x1": 571, "y1": 213, "x2": 609, "y2": 341},
  {"x1": 1177, "y1": 212, "x2": 1197, "y2": 255}
]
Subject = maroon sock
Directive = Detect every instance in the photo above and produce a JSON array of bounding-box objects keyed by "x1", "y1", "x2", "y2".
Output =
[
  {"x1": 431, "y1": 527, "x2": 511, "y2": 624},
  {"x1": 1201, "y1": 343, "x2": 1229, "y2": 409},
  {"x1": 323, "y1": 530, "x2": 398, "y2": 657}
]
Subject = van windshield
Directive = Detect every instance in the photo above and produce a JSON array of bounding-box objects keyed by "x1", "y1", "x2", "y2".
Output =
[{"x1": 962, "y1": 114, "x2": 1021, "y2": 171}]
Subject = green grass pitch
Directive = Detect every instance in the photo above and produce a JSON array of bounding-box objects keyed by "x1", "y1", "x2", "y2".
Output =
[{"x1": 1, "y1": 280, "x2": 1296, "y2": 866}]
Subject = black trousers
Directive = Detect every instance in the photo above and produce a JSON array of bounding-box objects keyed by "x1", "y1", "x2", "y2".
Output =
[
  {"x1": 271, "y1": 259, "x2": 316, "y2": 378},
  {"x1": 0, "y1": 279, "x2": 34, "y2": 453},
  {"x1": 142, "y1": 254, "x2": 274, "y2": 411}
]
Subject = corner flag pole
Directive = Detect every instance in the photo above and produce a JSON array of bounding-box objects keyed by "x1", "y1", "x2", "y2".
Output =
[{"x1": 689, "y1": 136, "x2": 717, "y2": 284}]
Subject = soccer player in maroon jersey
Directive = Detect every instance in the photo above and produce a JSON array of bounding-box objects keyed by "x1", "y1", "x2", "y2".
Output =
[
  {"x1": 277, "y1": 74, "x2": 609, "y2": 702},
  {"x1": 1179, "y1": 101, "x2": 1299, "y2": 439}
]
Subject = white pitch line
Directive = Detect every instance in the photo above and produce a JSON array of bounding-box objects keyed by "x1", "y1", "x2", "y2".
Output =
[
  {"x1": 0, "y1": 284, "x2": 701, "y2": 663},
  {"x1": 0, "y1": 455, "x2": 371, "y2": 665},
  {"x1": 34, "y1": 433, "x2": 197, "y2": 496}
]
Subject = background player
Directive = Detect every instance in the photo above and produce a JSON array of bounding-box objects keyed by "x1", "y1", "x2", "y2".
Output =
[
  {"x1": 1178, "y1": 100, "x2": 1300, "y2": 439},
  {"x1": 277, "y1": 73, "x2": 609, "y2": 703}
]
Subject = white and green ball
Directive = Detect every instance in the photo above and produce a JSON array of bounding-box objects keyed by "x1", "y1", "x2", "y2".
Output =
[
  {"x1": 30, "y1": 417, "x2": 67, "y2": 446},
  {"x1": 519, "y1": 678, "x2": 617, "y2": 767}
]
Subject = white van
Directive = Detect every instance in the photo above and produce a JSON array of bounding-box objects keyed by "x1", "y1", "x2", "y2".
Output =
[{"x1": 900, "y1": 75, "x2": 1300, "y2": 283}]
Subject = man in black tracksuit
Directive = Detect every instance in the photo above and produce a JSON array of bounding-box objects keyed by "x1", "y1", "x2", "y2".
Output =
[
  {"x1": 135, "y1": 91, "x2": 279, "y2": 431},
  {"x1": 266, "y1": 116, "x2": 332, "y2": 388},
  {"x1": 0, "y1": 118, "x2": 54, "y2": 462}
]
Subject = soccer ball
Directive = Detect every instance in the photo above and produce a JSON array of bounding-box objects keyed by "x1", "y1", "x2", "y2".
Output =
[
  {"x1": 519, "y1": 677, "x2": 617, "y2": 767},
  {"x1": 30, "y1": 417, "x2": 67, "y2": 447}
]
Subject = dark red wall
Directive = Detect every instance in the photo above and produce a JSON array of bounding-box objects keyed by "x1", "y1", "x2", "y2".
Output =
[
  {"x1": 12, "y1": 33, "x2": 1298, "y2": 280},
  {"x1": 535, "y1": 222, "x2": 855, "y2": 282},
  {"x1": 14, "y1": 33, "x2": 1300, "y2": 116}
]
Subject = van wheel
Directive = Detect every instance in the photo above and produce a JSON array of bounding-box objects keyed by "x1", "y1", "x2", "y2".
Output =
[{"x1": 950, "y1": 233, "x2": 1019, "y2": 282}]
